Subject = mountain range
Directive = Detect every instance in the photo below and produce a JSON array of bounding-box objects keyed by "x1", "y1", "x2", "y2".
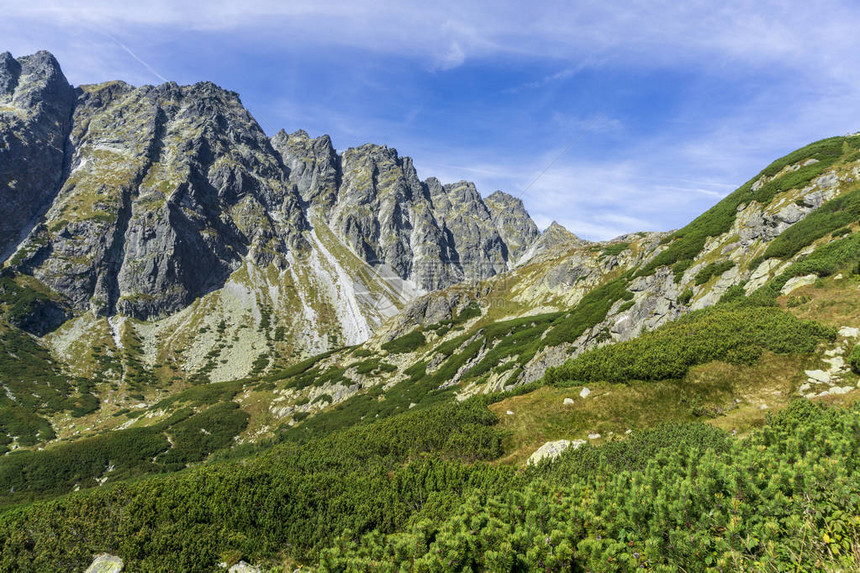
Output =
[
  {"x1": 0, "y1": 50, "x2": 552, "y2": 376},
  {"x1": 1, "y1": 51, "x2": 860, "y2": 572}
]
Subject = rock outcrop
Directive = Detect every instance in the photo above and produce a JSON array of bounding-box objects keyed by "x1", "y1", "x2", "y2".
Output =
[
  {"x1": 84, "y1": 554, "x2": 123, "y2": 573},
  {"x1": 527, "y1": 439, "x2": 585, "y2": 465},
  {"x1": 0, "y1": 51, "x2": 75, "y2": 258}
]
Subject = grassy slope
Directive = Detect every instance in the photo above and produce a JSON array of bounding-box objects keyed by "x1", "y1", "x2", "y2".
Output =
[
  {"x1": 638, "y1": 135, "x2": 860, "y2": 277},
  {"x1": 0, "y1": 293, "x2": 857, "y2": 569}
]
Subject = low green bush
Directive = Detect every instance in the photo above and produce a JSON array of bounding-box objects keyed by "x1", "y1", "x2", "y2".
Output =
[
  {"x1": 601, "y1": 242, "x2": 630, "y2": 257},
  {"x1": 545, "y1": 305, "x2": 834, "y2": 384},
  {"x1": 381, "y1": 330, "x2": 426, "y2": 354},
  {"x1": 850, "y1": 344, "x2": 860, "y2": 374},
  {"x1": 694, "y1": 260, "x2": 735, "y2": 285}
]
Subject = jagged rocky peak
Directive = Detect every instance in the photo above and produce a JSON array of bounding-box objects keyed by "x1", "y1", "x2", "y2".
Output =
[
  {"x1": 427, "y1": 178, "x2": 509, "y2": 279},
  {"x1": 0, "y1": 50, "x2": 75, "y2": 258},
  {"x1": 484, "y1": 190, "x2": 541, "y2": 263},
  {"x1": 8, "y1": 64, "x2": 307, "y2": 320},
  {"x1": 515, "y1": 220, "x2": 586, "y2": 264},
  {"x1": 0, "y1": 50, "x2": 72, "y2": 111},
  {"x1": 332, "y1": 142, "x2": 455, "y2": 290},
  {"x1": 543, "y1": 221, "x2": 583, "y2": 244},
  {"x1": 271, "y1": 128, "x2": 339, "y2": 209},
  {"x1": 274, "y1": 131, "x2": 544, "y2": 289}
]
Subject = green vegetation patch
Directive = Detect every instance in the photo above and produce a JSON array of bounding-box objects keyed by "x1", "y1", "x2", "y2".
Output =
[
  {"x1": 546, "y1": 305, "x2": 834, "y2": 384},
  {"x1": 672, "y1": 259, "x2": 693, "y2": 283},
  {"x1": 601, "y1": 242, "x2": 630, "y2": 257},
  {"x1": 0, "y1": 401, "x2": 55, "y2": 451},
  {"x1": 0, "y1": 398, "x2": 250, "y2": 506},
  {"x1": 261, "y1": 350, "x2": 338, "y2": 384},
  {"x1": 694, "y1": 260, "x2": 735, "y2": 285},
  {"x1": 153, "y1": 379, "x2": 245, "y2": 410},
  {"x1": 351, "y1": 359, "x2": 397, "y2": 375},
  {"x1": 0, "y1": 322, "x2": 95, "y2": 449},
  {"x1": 158, "y1": 402, "x2": 249, "y2": 468},
  {"x1": 284, "y1": 365, "x2": 348, "y2": 391},
  {"x1": 0, "y1": 274, "x2": 64, "y2": 329},
  {"x1": 380, "y1": 330, "x2": 426, "y2": 354},
  {"x1": 0, "y1": 427, "x2": 171, "y2": 502}
]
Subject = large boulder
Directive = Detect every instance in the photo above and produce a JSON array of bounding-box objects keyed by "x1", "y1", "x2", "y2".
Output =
[
  {"x1": 527, "y1": 439, "x2": 585, "y2": 465},
  {"x1": 84, "y1": 554, "x2": 123, "y2": 573}
]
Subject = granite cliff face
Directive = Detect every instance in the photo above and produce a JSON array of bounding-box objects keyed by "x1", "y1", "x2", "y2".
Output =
[
  {"x1": 273, "y1": 130, "x2": 541, "y2": 290},
  {"x1": 0, "y1": 51, "x2": 75, "y2": 258},
  {"x1": 0, "y1": 51, "x2": 544, "y2": 380},
  {"x1": 10, "y1": 78, "x2": 309, "y2": 320}
]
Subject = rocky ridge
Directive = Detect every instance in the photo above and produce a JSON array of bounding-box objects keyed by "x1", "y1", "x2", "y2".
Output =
[{"x1": 0, "y1": 51, "x2": 545, "y2": 383}]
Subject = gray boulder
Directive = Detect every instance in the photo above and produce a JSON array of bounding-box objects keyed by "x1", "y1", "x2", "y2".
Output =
[{"x1": 527, "y1": 439, "x2": 585, "y2": 465}]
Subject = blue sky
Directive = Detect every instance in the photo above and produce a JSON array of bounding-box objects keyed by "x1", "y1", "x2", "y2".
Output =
[{"x1": 3, "y1": 1, "x2": 860, "y2": 240}]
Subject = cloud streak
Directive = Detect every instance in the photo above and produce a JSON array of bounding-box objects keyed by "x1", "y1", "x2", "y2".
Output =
[
  {"x1": 101, "y1": 33, "x2": 168, "y2": 83},
  {"x1": 6, "y1": 0, "x2": 860, "y2": 76}
]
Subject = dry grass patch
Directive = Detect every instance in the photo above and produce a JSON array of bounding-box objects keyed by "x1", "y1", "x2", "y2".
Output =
[
  {"x1": 490, "y1": 352, "x2": 820, "y2": 466},
  {"x1": 781, "y1": 276, "x2": 860, "y2": 328}
]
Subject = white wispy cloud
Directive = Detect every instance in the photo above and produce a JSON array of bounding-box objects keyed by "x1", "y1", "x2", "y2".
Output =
[
  {"x1": 5, "y1": 0, "x2": 859, "y2": 77},
  {"x1": 2, "y1": 1, "x2": 859, "y2": 242}
]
